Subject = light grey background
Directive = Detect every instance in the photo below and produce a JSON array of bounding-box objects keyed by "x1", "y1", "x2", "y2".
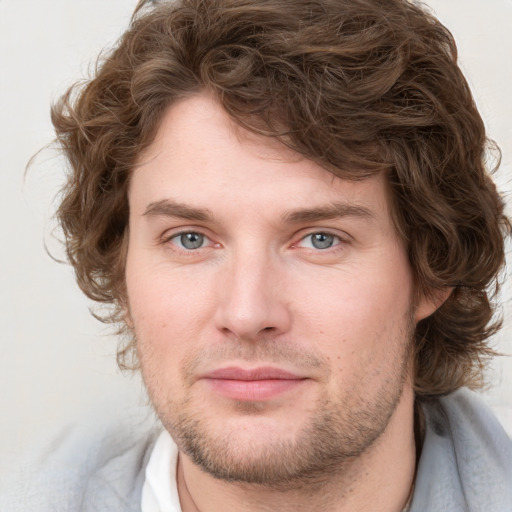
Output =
[{"x1": 1, "y1": 0, "x2": 511, "y2": 480}]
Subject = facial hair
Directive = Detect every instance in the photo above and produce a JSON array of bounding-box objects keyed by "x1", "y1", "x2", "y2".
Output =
[{"x1": 139, "y1": 315, "x2": 415, "y2": 490}]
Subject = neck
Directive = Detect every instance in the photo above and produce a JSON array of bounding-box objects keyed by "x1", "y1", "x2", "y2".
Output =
[{"x1": 177, "y1": 385, "x2": 417, "y2": 512}]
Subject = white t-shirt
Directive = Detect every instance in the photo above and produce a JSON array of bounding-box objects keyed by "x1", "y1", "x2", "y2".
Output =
[{"x1": 141, "y1": 430, "x2": 182, "y2": 512}]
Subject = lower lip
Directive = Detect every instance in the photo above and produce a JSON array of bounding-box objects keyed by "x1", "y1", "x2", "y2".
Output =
[{"x1": 204, "y1": 378, "x2": 307, "y2": 401}]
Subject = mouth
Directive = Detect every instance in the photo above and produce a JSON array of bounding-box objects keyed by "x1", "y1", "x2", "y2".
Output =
[{"x1": 200, "y1": 366, "x2": 308, "y2": 401}]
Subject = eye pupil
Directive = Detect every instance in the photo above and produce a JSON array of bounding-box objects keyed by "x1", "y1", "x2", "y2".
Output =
[
  {"x1": 180, "y1": 232, "x2": 204, "y2": 249},
  {"x1": 311, "y1": 233, "x2": 334, "y2": 249}
]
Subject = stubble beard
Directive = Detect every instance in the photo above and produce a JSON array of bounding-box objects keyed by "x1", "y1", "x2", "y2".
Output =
[
  {"x1": 144, "y1": 322, "x2": 415, "y2": 490},
  {"x1": 168, "y1": 387, "x2": 406, "y2": 489}
]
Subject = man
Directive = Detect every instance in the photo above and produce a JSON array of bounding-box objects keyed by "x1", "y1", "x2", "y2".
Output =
[{"x1": 7, "y1": 0, "x2": 512, "y2": 510}]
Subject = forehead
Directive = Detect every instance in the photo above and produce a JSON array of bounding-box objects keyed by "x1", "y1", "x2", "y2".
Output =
[{"x1": 129, "y1": 94, "x2": 393, "y2": 223}]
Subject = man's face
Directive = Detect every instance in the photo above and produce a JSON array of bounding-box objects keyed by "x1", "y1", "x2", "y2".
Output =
[{"x1": 126, "y1": 94, "x2": 432, "y2": 485}]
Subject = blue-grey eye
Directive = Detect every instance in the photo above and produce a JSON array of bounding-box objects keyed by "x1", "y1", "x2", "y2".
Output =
[
  {"x1": 178, "y1": 232, "x2": 205, "y2": 250},
  {"x1": 310, "y1": 233, "x2": 336, "y2": 249}
]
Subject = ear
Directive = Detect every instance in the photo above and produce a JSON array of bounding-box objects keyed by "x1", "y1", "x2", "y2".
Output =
[
  {"x1": 414, "y1": 287, "x2": 453, "y2": 323},
  {"x1": 124, "y1": 312, "x2": 134, "y2": 330},
  {"x1": 121, "y1": 301, "x2": 134, "y2": 330}
]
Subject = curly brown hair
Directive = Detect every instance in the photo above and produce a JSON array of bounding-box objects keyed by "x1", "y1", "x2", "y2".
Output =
[{"x1": 52, "y1": 0, "x2": 510, "y2": 397}]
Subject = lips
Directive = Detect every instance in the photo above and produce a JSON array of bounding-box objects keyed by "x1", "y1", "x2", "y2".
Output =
[{"x1": 201, "y1": 366, "x2": 308, "y2": 401}]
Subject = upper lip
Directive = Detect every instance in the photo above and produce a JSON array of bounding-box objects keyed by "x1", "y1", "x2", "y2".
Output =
[{"x1": 202, "y1": 366, "x2": 305, "y2": 381}]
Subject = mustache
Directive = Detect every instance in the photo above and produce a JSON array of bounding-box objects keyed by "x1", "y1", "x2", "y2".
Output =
[{"x1": 181, "y1": 338, "x2": 327, "y2": 382}]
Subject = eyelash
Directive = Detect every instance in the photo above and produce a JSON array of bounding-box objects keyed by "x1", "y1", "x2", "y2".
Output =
[
  {"x1": 163, "y1": 229, "x2": 348, "y2": 254},
  {"x1": 293, "y1": 232, "x2": 345, "y2": 251},
  {"x1": 163, "y1": 230, "x2": 217, "y2": 252}
]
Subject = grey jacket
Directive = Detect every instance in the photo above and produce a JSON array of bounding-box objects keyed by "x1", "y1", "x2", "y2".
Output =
[{"x1": 2, "y1": 389, "x2": 511, "y2": 511}]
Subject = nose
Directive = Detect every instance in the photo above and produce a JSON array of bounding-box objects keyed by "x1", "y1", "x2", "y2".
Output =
[{"x1": 214, "y1": 249, "x2": 292, "y2": 340}]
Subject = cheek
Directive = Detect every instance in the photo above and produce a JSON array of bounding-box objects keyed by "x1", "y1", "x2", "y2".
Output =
[
  {"x1": 296, "y1": 257, "x2": 414, "y2": 358},
  {"x1": 125, "y1": 257, "x2": 217, "y2": 363}
]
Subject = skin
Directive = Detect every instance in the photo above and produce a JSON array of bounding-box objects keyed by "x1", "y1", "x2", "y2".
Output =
[{"x1": 125, "y1": 93, "x2": 440, "y2": 512}]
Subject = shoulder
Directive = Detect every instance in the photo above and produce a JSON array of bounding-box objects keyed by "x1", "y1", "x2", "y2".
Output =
[
  {"x1": 411, "y1": 389, "x2": 512, "y2": 512},
  {"x1": 0, "y1": 414, "x2": 161, "y2": 512}
]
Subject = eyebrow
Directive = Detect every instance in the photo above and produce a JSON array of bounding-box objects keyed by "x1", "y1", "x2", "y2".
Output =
[
  {"x1": 142, "y1": 198, "x2": 374, "y2": 224},
  {"x1": 143, "y1": 199, "x2": 213, "y2": 222},
  {"x1": 280, "y1": 202, "x2": 375, "y2": 224}
]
